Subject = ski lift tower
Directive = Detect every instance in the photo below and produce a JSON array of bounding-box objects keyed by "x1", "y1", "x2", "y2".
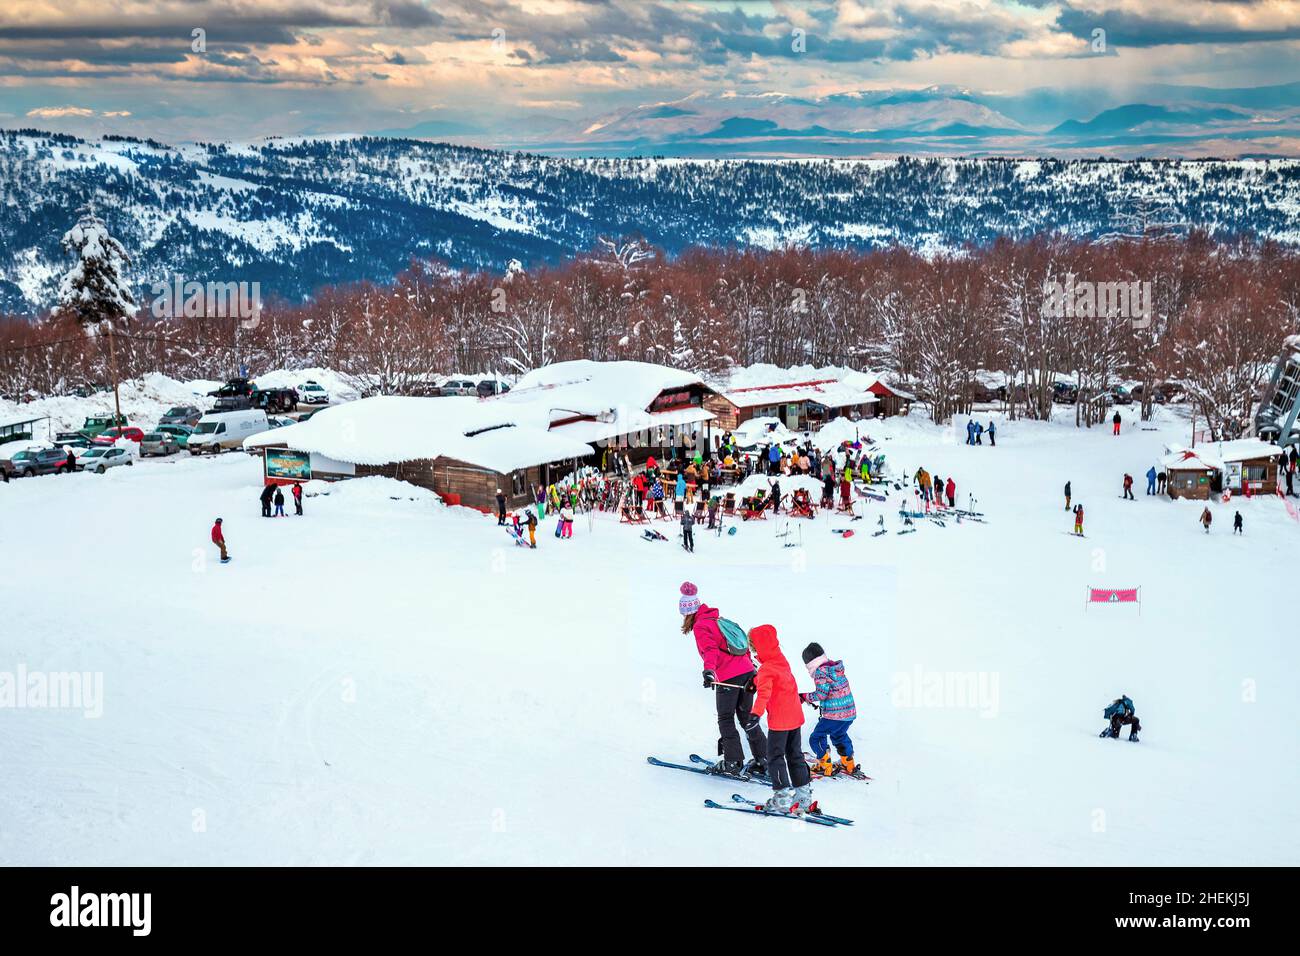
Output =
[{"x1": 1254, "y1": 335, "x2": 1300, "y2": 446}]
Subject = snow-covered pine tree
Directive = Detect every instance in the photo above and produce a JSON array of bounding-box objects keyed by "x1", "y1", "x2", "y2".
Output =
[{"x1": 56, "y1": 208, "x2": 136, "y2": 337}]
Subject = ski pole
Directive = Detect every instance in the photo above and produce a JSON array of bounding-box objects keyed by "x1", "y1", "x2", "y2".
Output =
[{"x1": 709, "y1": 680, "x2": 751, "y2": 690}]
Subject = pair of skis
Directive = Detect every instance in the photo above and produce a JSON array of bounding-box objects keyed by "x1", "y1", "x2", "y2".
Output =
[{"x1": 647, "y1": 755, "x2": 860, "y2": 827}]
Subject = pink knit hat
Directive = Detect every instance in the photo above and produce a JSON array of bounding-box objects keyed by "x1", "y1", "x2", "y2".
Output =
[{"x1": 679, "y1": 581, "x2": 701, "y2": 616}]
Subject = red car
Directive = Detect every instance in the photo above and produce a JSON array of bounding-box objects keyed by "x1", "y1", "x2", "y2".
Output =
[{"x1": 92, "y1": 426, "x2": 145, "y2": 446}]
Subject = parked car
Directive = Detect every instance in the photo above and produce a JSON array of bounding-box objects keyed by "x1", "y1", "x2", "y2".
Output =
[
  {"x1": 297, "y1": 380, "x2": 330, "y2": 405},
  {"x1": 140, "y1": 431, "x2": 181, "y2": 456},
  {"x1": 1051, "y1": 382, "x2": 1078, "y2": 404},
  {"x1": 93, "y1": 426, "x2": 146, "y2": 446},
  {"x1": 53, "y1": 431, "x2": 93, "y2": 450},
  {"x1": 188, "y1": 409, "x2": 270, "y2": 454},
  {"x1": 254, "y1": 388, "x2": 299, "y2": 413},
  {"x1": 1109, "y1": 385, "x2": 1132, "y2": 405},
  {"x1": 78, "y1": 445, "x2": 135, "y2": 473},
  {"x1": 476, "y1": 379, "x2": 512, "y2": 398},
  {"x1": 155, "y1": 423, "x2": 193, "y2": 446},
  {"x1": 266, "y1": 416, "x2": 295, "y2": 429},
  {"x1": 295, "y1": 410, "x2": 320, "y2": 424},
  {"x1": 440, "y1": 378, "x2": 478, "y2": 397},
  {"x1": 160, "y1": 405, "x2": 203, "y2": 426},
  {"x1": 2, "y1": 445, "x2": 75, "y2": 477},
  {"x1": 80, "y1": 414, "x2": 129, "y2": 438}
]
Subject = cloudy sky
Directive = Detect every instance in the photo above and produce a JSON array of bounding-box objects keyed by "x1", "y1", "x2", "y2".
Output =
[{"x1": 2, "y1": 0, "x2": 1298, "y2": 149}]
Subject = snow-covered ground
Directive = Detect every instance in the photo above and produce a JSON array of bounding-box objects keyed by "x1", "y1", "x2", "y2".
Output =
[{"x1": 1, "y1": 404, "x2": 1297, "y2": 865}]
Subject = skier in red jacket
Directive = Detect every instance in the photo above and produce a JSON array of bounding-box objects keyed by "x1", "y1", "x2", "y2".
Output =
[
  {"x1": 211, "y1": 518, "x2": 228, "y2": 562},
  {"x1": 744, "y1": 624, "x2": 812, "y2": 813}
]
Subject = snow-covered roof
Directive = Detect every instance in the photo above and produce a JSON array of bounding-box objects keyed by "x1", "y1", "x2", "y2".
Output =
[
  {"x1": 498, "y1": 360, "x2": 714, "y2": 440},
  {"x1": 1161, "y1": 439, "x2": 1281, "y2": 473},
  {"x1": 245, "y1": 395, "x2": 592, "y2": 473},
  {"x1": 1210, "y1": 439, "x2": 1281, "y2": 463},
  {"x1": 1161, "y1": 445, "x2": 1220, "y2": 472},
  {"x1": 722, "y1": 379, "x2": 878, "y2": 409},
  {"x1": 845, "y1": 370, "x2": 917, "y2": 401}
]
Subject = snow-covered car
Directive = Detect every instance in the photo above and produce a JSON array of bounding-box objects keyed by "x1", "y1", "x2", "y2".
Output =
[
  {"x1": 77, "y1": 445, "x2": 135, "y2": 474},
  {"x1": 440, "y1": 378, "x2": 478, "y2": 397},
  {"x1": 267, "y1": 416, "x2": 294, "y2": 429},
  {"x1": 140, "y1": 432, "x2": 181, "y2": 457},
  {"x1": 297, "y1": 381, "x2": 330, "y2": 405}
]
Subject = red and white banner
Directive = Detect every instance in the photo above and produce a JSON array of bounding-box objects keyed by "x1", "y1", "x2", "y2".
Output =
[{"x1": 1089, "y1": 588, "x2": 1140, "y2": 604}]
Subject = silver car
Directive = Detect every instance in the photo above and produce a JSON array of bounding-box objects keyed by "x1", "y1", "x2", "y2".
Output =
[{"x1": 140, "y1": 431, "x2": 180, "y2": 457}]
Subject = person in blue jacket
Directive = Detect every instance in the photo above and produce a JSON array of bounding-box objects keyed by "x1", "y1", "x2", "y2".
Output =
[
  {"x1": 767, "y1": 442, "x2": 781, "y2": 475},
  {"x1": 1100, "y1": 695, "x2": 1141, "y2": 741},
  {"x1": 1146, "y1": 465, "x2": 1158, "y2": 495},
  {"x1": 966, "y1": 419, "x2": 975, "y2": 445},
  {"x1": 675, "y1": 471, "x2": 687, "y2": 500},
  {"x1": 987, "y1": 420, "x2": 996, "y2": 446}
]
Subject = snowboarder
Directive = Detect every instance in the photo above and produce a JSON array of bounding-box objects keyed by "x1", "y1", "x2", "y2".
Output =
[
  {"x1": 945, "y1": 477, "x2": 956, "y2": 508},
  {"x1": 292, "y1": 482, "x2": 303, "y2": 515},
  {"x1": 273, "y1": 486, "x2": 286, "y2": 516},
  {"x1": 1233, "y1": 510, "x2": 1243, "y2": 535},
  {"x1": 1112, "y1": 411, "x2": 1122, "y2": 436},
  {"x1": 1073, "y1": 503, "x2": 1084, "y2": 536},
  {"x1": 681, "y1": 583, "x2": 767, "y2": 777},
  {"x1": 524, "y1": 507, "x2": 538, "y2": 548},
  {"x1": 259, "y1": 483, "x2": 275, "y2": 518},
  {"x1": 1145, "y1": 466, "x2": 1157, "y2": 496},
  {"x1": 1064, "y1": 481, "x2": 1072, "y2": 511},
  {"x1": 987, "y1": 420, "x2": 996, "y2": 447},
  {"x1": 495, "y1": 489, "x2": 507, "y2": 525},
  {"x1": 743, "y1": 625, "x2": 812, "y2": 813},
  {"x1": 1200, "y1": 506, "x2": 1213, "y2": 534},
  {"x1": 1122, "y1": 473, "x2": 1134, "y2": 500},
  {"x1": 801, "y1": 643, "x2": 857, "y2": 778},
  {"x1": 680, "y1": 508, "x2": 695, "y2": 553},
  {"x1": 1100, "y1": 695, "x2": 1141, "y2": 741},
  {"x1": 211, "y1": 517, "x2": 229, "y2": 562}
]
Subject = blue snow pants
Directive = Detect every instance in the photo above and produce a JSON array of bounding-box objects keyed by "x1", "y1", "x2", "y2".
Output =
[{"x1": 809, "y1": 717, "x2": 854, "y2": 759}]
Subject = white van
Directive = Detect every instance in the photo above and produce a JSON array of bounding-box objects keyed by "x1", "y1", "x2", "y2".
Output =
[{"x1": 188, "y1": 409, "x2": 269, "y2": 454}]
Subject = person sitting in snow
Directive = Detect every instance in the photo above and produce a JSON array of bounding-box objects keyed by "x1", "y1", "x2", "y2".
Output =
[
  {"x1": 801, "y1": 643, "x2": 858, "y2": 778},
  {"x1": 1100, "y1": 695, "x2": 1141, "y2": 742},
  {"x1": 742, "y1": 625, "x2": 813, "y2": 814}
]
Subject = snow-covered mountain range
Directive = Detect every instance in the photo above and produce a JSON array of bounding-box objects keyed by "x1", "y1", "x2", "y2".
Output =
[{"x1": 2, "y1": 128, "x2": 1299, "y2": 313}]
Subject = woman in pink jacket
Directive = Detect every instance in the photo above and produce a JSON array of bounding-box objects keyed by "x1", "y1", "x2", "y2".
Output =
[{"x1": 679, "y1": 581, "x2": 768, "y2": 777}]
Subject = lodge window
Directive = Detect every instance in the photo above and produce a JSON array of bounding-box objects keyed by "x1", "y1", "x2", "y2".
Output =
[
  {"x1": 1244, "y1": 464, "x2": 1267, "y2": 481},
  {"x1": 511, "y1": 470, "x2": 527, "y2": 496}
]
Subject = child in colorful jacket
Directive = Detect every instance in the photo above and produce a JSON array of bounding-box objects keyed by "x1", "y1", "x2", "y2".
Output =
[
  {"x1": 743, "y1": 625, "x2": 813, "y2": 813},
  {"x1": 800, "y1": 643, "x2": 857, "y2": 777}
]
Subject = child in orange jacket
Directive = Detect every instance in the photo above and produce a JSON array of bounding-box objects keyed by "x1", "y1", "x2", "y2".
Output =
[{"x1": 743, "y1": 624, "x2": 813, "y2": 813}]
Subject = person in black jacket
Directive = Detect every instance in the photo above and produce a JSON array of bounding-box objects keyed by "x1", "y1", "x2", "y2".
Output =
[
  {"x1": 1064, "y1": 480, "x2": 1072, "y2": 511},
  {"x1": 495, "y1": 489, "x2": 507, "y2": 525},
  {"x1": 259, "y1": 483, "x2": 275, "y2": 517},
  {"x1": 273, "y1": 486, "x2": 286, "y2": 517}
]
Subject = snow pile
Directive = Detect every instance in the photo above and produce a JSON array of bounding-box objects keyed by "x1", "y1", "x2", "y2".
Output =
[
  {"x1": 252, "y1": 368, "x2": 360, "y2": 402},
  {"x1": 732, "y1": 417, "x2": 798, "y2": 448},
  {"x1": 307, "y1": 475, "x2": 442, "y2": 506},
  {"x1": 810, "y1": 416, "x2": 878, "y2": 452},
  {"x1": 735, "y1": 473, "x2": 825, "y2": 500}
]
